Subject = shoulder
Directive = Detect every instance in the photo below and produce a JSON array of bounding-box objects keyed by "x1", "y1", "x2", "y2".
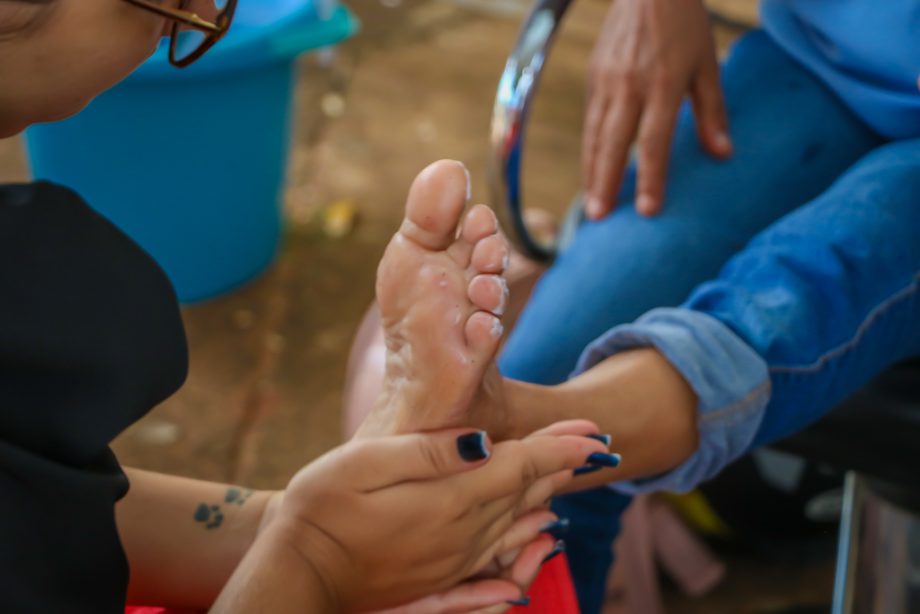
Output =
[{"x1": 0, "y1": 182, "x2": 188, "y2": 461}]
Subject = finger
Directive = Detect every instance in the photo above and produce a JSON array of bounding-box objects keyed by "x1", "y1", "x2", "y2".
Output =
[
  {"x1": 587, "y1": 93, "x2": 642, "y2": 220},
  {"x1": 373, "y1": 579, "x2": 523, "y2": 614},
  {"x1": 527, "y1": 419, "x2": 601, "y2": 439},
  {"x1": 635, "y1": 93, "x2": 681, "y2": 217},
  {"x1": 691, "y1": 51, "x2": 732, "y2": 160},
  {"x1": 507, "y1": 536, "x2": 559, "y2": 591},
  {"x1": 582, "y1": 90, "x2": 611, "y2": 195},
  {"x1": 469, "y1": 435, "x2": 608, "y2": 502},
  {"x1": 348, "y1": 429, "x2": 493, "y2": 491},
  {"x1": 491, "y1": 509, "x2": 558, "y2": 556},
  {"x1": 467, "y1": 537, "x2": 558, "y2": 614}
]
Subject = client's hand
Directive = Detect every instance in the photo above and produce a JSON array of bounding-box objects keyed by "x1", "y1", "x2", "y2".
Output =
[
  {"x1": 212, "y1": 424, "x2": 608, "y2": 613},
  {"x1": 583, "y1": 0, "x2": 730, "y2": 218}
]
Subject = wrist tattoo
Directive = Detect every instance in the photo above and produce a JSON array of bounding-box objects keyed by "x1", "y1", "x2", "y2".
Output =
[
  {"x1": 192, "y1": 488, "x2": 254, "y2": 530},
  {"x1": 225, "y1": 487, "x2": 254, "y2": 506},
  {"x1": 194, "y1": 503, "x2": 225, "y2": 530}
]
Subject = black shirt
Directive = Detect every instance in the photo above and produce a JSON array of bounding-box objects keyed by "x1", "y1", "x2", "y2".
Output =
[{"x1": 0, "y1": 182, "x2": 188, "y2": 613}]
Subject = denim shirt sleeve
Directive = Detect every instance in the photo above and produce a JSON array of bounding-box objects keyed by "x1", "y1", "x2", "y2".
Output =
[{"x1": 571, "y1": 308, "x2": 772, "y2": 494}]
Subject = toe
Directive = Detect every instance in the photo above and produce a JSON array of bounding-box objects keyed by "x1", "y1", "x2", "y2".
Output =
[
  {"x1": 462, "y1": 204, "x2": 499, "y2": 243},
  {"x1": 468, "y1": 274, "x2": 509, "y2": 316},
  {"x1": 400, "y1": 160, "x2": 471, "y2": 251},
  {"x1": 448, "y1": 204, "x2": 499, "y2": 266},
  {"x1": 465, "y1": 311, "x2": 504, "y2": 361},
  {"x1": 471, "y1": 234, "x2": 510, "y2": 274}
]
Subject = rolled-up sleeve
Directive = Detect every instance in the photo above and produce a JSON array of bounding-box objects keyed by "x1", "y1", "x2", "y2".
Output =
[{"x1": 571, "y1": 308, "x2": 771, "y2": 494}]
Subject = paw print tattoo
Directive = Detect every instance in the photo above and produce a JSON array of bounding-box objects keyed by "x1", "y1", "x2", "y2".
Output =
[
  {"x1": 225, "y1": 487, "x2": 254, "y2": 506},
  {"x1": 194, "y1": 503, "x2": 225, "y2": 530}
]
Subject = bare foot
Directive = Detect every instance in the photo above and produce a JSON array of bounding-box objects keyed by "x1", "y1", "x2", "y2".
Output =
[{"x1": 356, "y1": 160, "x2": 510, "y2": 437}]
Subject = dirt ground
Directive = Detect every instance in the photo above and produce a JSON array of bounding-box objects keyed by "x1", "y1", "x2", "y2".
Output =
[{"x1": 0, "y1": 0, "x2": 833, "y2": 611}]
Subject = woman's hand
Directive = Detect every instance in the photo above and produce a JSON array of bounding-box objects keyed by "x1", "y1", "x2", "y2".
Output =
[
  {"x1": 215, "y1": 426, "x2": 608, "y2": 613},
  {"x1": 373, "y1": 533, "x2": 560, "y2": 613},
  {"x1": 364, "y1": 420, "x2": 608, "y2": 613},
  {"x1": 583, "y1": 0, "x2": 731, "y2": 219}
]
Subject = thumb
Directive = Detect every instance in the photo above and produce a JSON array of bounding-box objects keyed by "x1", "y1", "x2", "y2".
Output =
[
  {"x1": 347, "y1": 430, "x2": 493, "y2": 490},
  {"x1": 691, "y1": 53, "x2": 732, "y2": 159}
]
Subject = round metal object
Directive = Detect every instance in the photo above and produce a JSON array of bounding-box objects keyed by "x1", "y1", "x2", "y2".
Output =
[{"x1": 488, "y1": 0, "x2": 576, "y2": 262}]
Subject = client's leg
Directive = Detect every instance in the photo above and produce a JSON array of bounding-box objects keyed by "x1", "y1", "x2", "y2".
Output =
[
  {"x1": 493, "y1": 137, "x2": 920, "y2": 611},
  {"x1": 688, "y1": 137, "x2": 920, "y2": 447},
  {"x1": 499, "y1": 29, "x2": 884, "y2": 613}
]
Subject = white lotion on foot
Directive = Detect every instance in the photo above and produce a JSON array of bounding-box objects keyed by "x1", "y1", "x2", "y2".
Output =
[
  {"x1": 494, "y1": 278, "x2": 510, "y2": 316},
  {"x1": 491, "y1": 318, "x2": 504, "y2": 338}
]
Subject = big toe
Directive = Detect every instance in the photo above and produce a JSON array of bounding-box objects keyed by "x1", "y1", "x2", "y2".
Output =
[{"x1": 400, "y1": 160, "x2": 471, "y2": 251}]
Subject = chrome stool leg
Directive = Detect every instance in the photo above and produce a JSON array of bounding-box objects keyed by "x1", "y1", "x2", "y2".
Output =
[{"x1": 833, "y1": 473, "x2": 920, "y2": 613}]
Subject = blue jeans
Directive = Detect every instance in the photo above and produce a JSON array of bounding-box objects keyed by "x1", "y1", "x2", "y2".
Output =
[{"x1": 499, "y1": 30, "x2": 920, "y2": 614}]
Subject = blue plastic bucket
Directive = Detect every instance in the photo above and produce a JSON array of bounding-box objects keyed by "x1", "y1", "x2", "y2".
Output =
[{"x1": 26, "y1": 2, "x2": 357, "y2": 303}]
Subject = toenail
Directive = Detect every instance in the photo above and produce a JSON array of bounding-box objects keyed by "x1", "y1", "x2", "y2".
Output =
[{"x1": 490, "y1": 318, "x2": 504, "y2": 338}]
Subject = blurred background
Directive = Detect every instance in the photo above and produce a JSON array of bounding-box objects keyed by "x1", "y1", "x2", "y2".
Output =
[{"x1": 0, "y1": 0, "x2": 837, "y2": 611}]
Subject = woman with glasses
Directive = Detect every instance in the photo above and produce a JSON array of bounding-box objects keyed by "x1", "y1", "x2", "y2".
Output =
[{"x1": 0, "y1": 2, "x2": 617, "y2": 612}]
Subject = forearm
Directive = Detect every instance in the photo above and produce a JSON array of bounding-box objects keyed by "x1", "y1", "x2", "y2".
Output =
[
  {"x1": 501, "y1": 348, "x2": 699, "y2": 489},
  {"x1": 209, "y1": 519, "x2": 339, "y2": 614},
  {"x1": 116, "y1": 468, "x2": 277, "y2": 609}
]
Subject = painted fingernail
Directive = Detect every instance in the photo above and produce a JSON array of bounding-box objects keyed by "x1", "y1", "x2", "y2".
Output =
[
  {"x1": 573, "y1": 465, "x2": 603, "y2": 477},
  {"x1": 456, "y1": 431, "x2": 490, "y2": 462},
  {"x1": 540, "y1": 518, "x2": 570, "y2": 536},
  {"x1": 586, "y1": 452, "x2": 621, "y2": 468},
  {"x1": 584, "y1": 434, "x2": 612, "y2": 447},
  {"x1": 542, "y1": 540, "x2": 566, "y2": 564},
  {"x1": 506, "y1": 596, "x2": 531, "y2": 607}
]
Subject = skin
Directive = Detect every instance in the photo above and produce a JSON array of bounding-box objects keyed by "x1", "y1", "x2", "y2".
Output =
[
  {"x1": 0, "y1": 0, "x2": 173, "y2": 136},
  {"x1": 0, "y1": 2, "x2": 607, "y2": 612},
  {"x1": 120, "y1": 426, "x2": 611, "y2": 613},
  {"x1": 582, "y1": 0, "x2": 732, "y2": 218},
  {"x1": 358, "y1": 162, "x2": 701, "y2": 494}
]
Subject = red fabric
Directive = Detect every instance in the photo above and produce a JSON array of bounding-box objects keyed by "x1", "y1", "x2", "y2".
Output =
[
  {"x1": 126, "y1": 555, "x2": 580, "y2": 614},
  {"x1": 512, "y1": 552, "x2": 580, "y2": 614}
]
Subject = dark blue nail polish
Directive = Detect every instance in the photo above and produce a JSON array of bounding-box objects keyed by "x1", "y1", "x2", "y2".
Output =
[
  {"x1": 506, "y1": 596, "x2": 530, "y2": 607},
  {"x1": 540, "y1": 517, "x2": 570, "y2": 536},
  {"x1": 542, "y1": 540, "x2": 566, "y2": 564},
  {"x1": 573, "y1": 465, "x2": 604, "y2": 477},
  {"x1": 456, "y1": 431, "x2": 490, "y2": 462},
  {"x1": 585, "y1": 434, "x2": 612, "y2": 447},
  {"x1": 586, "y1": 452, "x2": 621, "y2": 468}
]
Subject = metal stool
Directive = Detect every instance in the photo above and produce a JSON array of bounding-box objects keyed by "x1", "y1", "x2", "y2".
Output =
[{"x1": 488, "y1": 3, "x2": 920, "y2": 611}]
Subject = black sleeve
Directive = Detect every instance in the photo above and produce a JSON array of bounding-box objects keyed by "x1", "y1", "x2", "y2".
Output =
[{"x1": 0, "y1": 182, "x2": 189, "y2": 613}]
